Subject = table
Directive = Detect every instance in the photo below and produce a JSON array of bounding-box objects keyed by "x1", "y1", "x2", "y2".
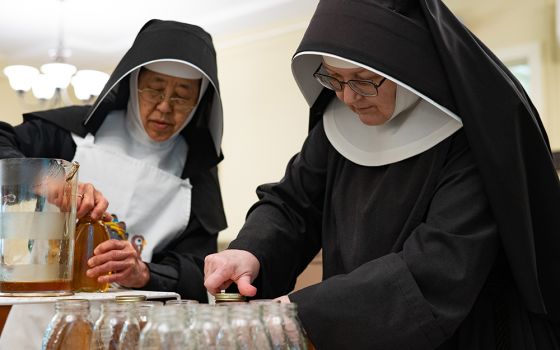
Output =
[
  {"x1": 0, "y1": 289, "x2": 179, "y2": 335},
  {"x1": 0, "y1": 289, "x2": 179, "y2": 306}
]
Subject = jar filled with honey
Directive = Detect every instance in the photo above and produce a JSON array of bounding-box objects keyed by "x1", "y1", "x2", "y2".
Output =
[
  {"x1": 42, "y1": 299, "x2": 93, "y2": 350},
  {"x1": 72, "y1": 215, "x2": 110, "y2": 292}
]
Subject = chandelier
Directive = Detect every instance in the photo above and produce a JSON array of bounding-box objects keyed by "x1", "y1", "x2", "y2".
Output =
[{"x1": 2, "y1": 0, "x2": 109, "y2": 108}]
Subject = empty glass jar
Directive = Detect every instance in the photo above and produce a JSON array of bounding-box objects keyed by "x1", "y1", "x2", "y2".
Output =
[
  {"x1": 140, "y1": 304, "x2": 192, "y2": 350},
  {"x1": 228, "y1": 303, "x2": 272, "y2": 349},
  {"x1": 281, "y1": 303, "x2": 308, "y2": 350},
  {"x1": 135, "y1": 301, "x2": 164, "y2": 331}
]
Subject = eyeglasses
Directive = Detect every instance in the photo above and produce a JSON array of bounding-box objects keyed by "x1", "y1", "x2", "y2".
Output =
[
  {"x1": 137, "y1": 88, "x2": 195, "y2": 112},
  {"x1": 313, "y1": 65, "x2": 387, "y2": 97}
]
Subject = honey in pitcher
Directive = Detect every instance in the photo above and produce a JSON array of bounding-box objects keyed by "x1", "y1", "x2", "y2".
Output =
[
  {"x1": 72, "y1": 216, "x2": 110, "y2": 292},
  {"x1": 0, "y1": 211, "x2": 74, "y2": 294},
  {"x1": 0, "y1": 280, "x2": 72, "y2": 293}
]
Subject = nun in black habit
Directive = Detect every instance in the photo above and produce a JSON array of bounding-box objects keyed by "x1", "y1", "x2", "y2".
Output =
[
  {"x1": 0, "y1": 18, "x2": 226, "y2": 297},
  {"x1": 0, "y1": 19, "x2": 226, "y2": 348},
  {"x1": 204, "y1": 0, "x2": 560, "y2": 349},
  {"x1": 0, "y1": 18, "x2": 226, "y2": 296}
]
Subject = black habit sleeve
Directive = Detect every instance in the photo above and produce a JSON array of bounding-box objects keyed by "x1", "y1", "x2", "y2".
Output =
[
  {"x1": 229, "y1": 125, "x2": 499, "y2": 349},
  {"x1": 144, "y1": 215, "x2": 217, "y2": 303},
  {"x1": 0, "y1": 119, "x2": 77, "y2": 160}
]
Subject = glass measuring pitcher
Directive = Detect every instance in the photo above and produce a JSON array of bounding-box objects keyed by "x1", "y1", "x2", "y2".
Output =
[{"x1": 0, "y1": 158, "x2": 79, "y2": 295}]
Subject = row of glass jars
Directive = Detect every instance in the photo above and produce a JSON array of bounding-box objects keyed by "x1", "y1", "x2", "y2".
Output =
[{"x1": 42, "y1": 297, "x2": 309, "y2": 350}]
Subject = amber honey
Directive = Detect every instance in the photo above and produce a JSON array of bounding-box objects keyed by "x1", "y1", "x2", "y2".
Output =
[
  {"x1": 44, "y1": 318, "x2": 92, "y2": 350},
  {"x1": 72, "y1": 216, "x2": 110, "y2": 292},
  {"x1": 0, "y1": 280, "x2": 71, "y2": 293},
  {"x1": 44, "y1": 299, "x2": 92, "y2": 350}
]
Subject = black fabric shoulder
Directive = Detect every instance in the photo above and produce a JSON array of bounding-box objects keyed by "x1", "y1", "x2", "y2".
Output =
[
  {"x1": 23, "y1": 105, "x2": 91, "y2": 137},
  {"x1": 3, "y1": 118, "x2": 76, "y2": 160},
  {"x1": 189, "y1": 166, "x2": 227, "y2": 234}
]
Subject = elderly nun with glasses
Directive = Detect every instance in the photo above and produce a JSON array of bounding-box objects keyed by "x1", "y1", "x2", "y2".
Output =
[
  {"x1": 0, "y1": 19, "x2": 226, "y2": 349},
  {"x1": 204, "y1": 0, "x2": 560, "y2": 349}
]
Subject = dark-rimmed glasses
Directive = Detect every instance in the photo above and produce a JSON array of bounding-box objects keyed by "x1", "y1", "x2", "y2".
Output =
[
  {"x1": 138, "y1": 88, "x2": 195, "y2": 112},
  {"x1": 313, "y1": 65, "x2": 387, "y2": 97}
]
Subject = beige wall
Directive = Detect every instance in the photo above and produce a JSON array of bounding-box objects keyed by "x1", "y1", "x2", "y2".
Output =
[
  {"x1": 215, "y1": 22, "x2": 311, "y2": 244},
  {"x1": 446, "y1": 0, "x2": 560, "y2": 149}
]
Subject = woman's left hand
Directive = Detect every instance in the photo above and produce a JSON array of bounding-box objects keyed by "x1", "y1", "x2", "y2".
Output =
[
  {"x1": 86, "y1": 239, "x2": 150, "y2": 288},
  {"x1": 76, "y1": 182, "x2": 109, "y2": 220}
]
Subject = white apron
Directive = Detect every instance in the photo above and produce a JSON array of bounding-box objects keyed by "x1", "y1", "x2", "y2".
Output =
[
  {"x1": 70, "y1": 132, "x2": 192, "y2": 261},
  {"x1": 0, "y1": 133, "x2": 192, "y2": 350}
]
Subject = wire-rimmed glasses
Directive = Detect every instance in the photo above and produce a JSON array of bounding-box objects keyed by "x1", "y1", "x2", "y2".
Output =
[
  {"x1": 138, "y1": 88, "x2": 195, "y2": 112},
  {"x1": 313, "y1": 65, "x2": 387, "y2": 97}
]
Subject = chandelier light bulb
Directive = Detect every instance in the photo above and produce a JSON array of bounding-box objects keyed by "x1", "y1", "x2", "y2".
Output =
[
  {"x1": 71, "y1": 70, "x2": 110, "y2": 100},
  {"x1": 3, "y1": 0, "x2": 108, "y2": 107},
  {"x1": 41, "y1": 62, "x2": 77, "y2": 89},
  {"x1": 32, "y1": 74, "x2": 56, "y2": 100},
  {"x1": 3, "y1": 65, "x2": 40, "y2": 92}
]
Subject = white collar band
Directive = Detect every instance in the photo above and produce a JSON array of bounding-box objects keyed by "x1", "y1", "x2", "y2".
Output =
[
  {"x1": 322, "y1": 55, "x2": 360, "y2": 69},
  {"x1": 323, "y1": 85, "x2": 462, "y2": 166},
  {"x1": 144, "y1": 61, "x2": 203, "y2": 79}
]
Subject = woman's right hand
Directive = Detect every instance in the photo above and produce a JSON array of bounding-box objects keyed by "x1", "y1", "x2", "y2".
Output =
[
  {"x1": 43, "y1": 180, "x2": 108, "y2": 220},
  {"x1": 75, "y1": 182, "x2": 109, "y2": 220},
  {"x1": 204, "y1": 249, "x2": 260, "y2": 297}
]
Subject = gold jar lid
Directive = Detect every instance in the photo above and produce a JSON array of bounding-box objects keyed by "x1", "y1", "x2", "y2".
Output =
[
  {"x1": 214, "y1": 292, "x2": 246, "y2": 303},
  {"x1": 115, "y1": 294, "x2": 148, "y2": 303}
]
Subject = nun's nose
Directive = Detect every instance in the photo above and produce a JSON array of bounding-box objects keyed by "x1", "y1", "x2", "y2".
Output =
[
  {"x1": 342, "y1": 84, "x2": 361, "y2": 105},
  {"x1": 156, "y1": 98, "x2": 173, "y2": 113}
]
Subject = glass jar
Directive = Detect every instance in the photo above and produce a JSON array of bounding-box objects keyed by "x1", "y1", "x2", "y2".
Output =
[
  {"x1": 91, "y1": 302, "x2": 140, "y2": 350},
  {"x1": 228, "y1": 304, "x2": 272, "y2": 349},
  {"x1": 164, "y1": 300, "x2": 199, "y2": 333},
  {"x1": 72, "y1": 215, "x2": 110, "y2": 292},
  {"x1": 138, "y1": 305, "x2": 165, "y2": 350},
  {"x1": 261, "y1": 302, "x2": 288, "y2": 349},
  {"x1": 135, "y1": 301, "x2": 164, "y2": 330},
  {"x1": 41, "y1": 299, "x2": 93, "y2": 350},
  {"x1": 139, "y1": 304, "x2": 194, "y2": 350},
  {"x1": 281, "y1": 303, "x2": 308, "y2": 350},
  {"x1": 190, "y1": 304, "x2": 231, "y2": 349}
]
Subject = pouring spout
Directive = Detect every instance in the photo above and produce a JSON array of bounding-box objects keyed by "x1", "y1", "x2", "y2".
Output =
[{"x1": 65, "y1": 161, "x2": 80, "y2": 182}]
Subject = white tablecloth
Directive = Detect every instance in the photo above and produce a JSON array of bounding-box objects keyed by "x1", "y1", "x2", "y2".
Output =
[{"x1": 0, "y1": 288, "x2": 178, "y2": 305}]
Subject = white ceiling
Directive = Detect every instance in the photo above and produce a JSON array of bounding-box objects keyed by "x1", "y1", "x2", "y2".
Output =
[
  {"x1": 0, "y1": 0, "x2": 544, "y2": 74},
  {"x1": 0, "y1": 0, "x2": 319, "y2": 71}
]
